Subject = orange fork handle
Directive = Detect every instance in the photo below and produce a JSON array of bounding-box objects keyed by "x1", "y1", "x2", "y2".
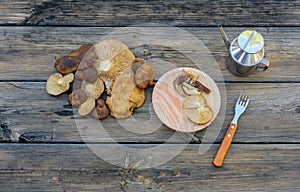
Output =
[{"x1": 213, "y1": 122, "x2": 238, "y2": 167}]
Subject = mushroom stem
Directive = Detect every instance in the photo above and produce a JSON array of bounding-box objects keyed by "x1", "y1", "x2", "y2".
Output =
[
  {"x1": 57, "y1": 78, "x2": 64, "y2": 85},
  {"x1": 99, "y1": 60, "x2": 111, "y2": 71}
]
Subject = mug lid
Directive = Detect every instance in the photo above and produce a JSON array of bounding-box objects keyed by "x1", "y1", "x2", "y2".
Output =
[{"x1": 238, "y1": 30, "x2": 264, "y2": 54}]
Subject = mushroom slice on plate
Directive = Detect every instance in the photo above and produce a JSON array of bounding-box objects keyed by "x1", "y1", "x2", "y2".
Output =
[
  {"x1": 183, "y1": 95, "x2": 206, "y2": 109},
  {"x1": 81, "y1": 77, "x2": 105, "y2": 100},
  {"x1": 78, "y1": 97, "x2": 96, "y2": 116},
  {"x1": 187, "y1": 107, "x2": 213, "y2": 125},
  {"x1": 183, "y1": 94, "x2": 213, "y2": 125},
  {"x1": 46, "y1": 73, "x2": 74, "y2": 96},
  {"x1": 93, "y1": 39, "x2": 135, "y2": 94},
  {"x1": 182, "y1": 82, "x2": 201, "y2": 96}
]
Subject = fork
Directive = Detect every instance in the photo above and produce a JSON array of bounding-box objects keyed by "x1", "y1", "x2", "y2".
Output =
[{"x1": 213, "y1": 94, "x2": 250, "y2": 167}]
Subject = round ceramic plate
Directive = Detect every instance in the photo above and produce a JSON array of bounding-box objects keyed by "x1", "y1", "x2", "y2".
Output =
[{"x1": 152, "y1": 67, "x2": 221, "y2": 133}]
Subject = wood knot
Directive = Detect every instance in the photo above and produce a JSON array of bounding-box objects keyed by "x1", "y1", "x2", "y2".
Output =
[{"x1": 296, "y1": 106, "x2": 300, "y2": 114}]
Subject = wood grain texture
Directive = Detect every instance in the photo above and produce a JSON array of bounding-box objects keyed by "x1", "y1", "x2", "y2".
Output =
[
  {"x1": 0, "y1": 27, "x2": 299, "y2": 81},
  {"x1": 0, "y1": 143, "x2": 299, "y2": 191},
  {"x1": 0, "y1": 0, "x2": 299, "y2": 26},
  {"x1": 0, "y1": 82, "x2": 299, "y2": 143}
]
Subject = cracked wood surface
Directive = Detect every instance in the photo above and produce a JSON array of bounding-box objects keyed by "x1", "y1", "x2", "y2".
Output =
[
  {"x1": 0, "y1": 82, "x2": 299, "y2": 143},
  {"x1": 0, "y1": 0, "x2": 299, "y2": 26},
  {"x1": 0, "y1": 27, "x2": 299, "y2": 81},
  {"x1": 0, "y1": 144, "x2": 299, "y2": 191}
]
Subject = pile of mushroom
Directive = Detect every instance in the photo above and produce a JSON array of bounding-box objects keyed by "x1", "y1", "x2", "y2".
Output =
[{"x1": 46, "y1": 40, "x2": 155, "y2": 120}]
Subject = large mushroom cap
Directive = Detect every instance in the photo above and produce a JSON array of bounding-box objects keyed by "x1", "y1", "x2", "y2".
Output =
[
  {"x1": 106, "y1": 69, "x2": 145, "y2": 118},
  {"x1": 46, "y1": 73, "x2": 74, "y2": 96},
  {"x1": 93, "y1": 39, "x2": 135, "y2": 94}
]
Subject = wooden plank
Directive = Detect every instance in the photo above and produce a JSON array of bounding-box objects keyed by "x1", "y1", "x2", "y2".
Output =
[
  {"x1": 0, "y1": 0, "x2": 299, "y2": 26},
  {"x1": 0, "y1": 26, "x2": 299, "y2": 82},
  {"x1": 0, "y1": 143, "x2": 298, "y2": 191},
  {"x1": 0, "y1": 82, "x2": 299, "y2": 143}
]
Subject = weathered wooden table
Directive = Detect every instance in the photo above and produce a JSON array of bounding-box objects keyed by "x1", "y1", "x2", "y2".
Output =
[{"x1": 0, "y1": 1, "x2": 299, "y2": 191}]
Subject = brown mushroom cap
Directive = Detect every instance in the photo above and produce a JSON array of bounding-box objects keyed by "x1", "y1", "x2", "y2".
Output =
[
  {"x1": 78, "y1": 97, "x2": 95, "y2": 116},
  {"x1": 55, "y1": 56, "x2": 79, "y2": 74},
  {"x1": 69, "y1": 43, "x2": 94, "y2": 61},
  {"x1": 81, "y1": 77, "x2": 105, "y2": 100},
  {"x1": 93, "y1": 39, "x2": 136, "y2": 94},
  {"x1": 133, "y1": 59, "x2": 155, "y2": 89},
  {"x1": 106, "y1": 69, "x2": 145, "y2": 118},
  {"x1": 70, "y1": 79, "x2": 82, "y2": 91},
  {"x1": 68, "y1": 89, "x2": 88, "y2": 106},
  {"x1": 75, "y1": 67, "x2": 98, "y2": 83},
  {"x1": 69, "y1": 43, "x2": 98, "y2": 70},
  {"x1": 46, "y1": 73, "x2": 74, "y2": 96},
  {"x1": 89, "y1": 98, "x2": 110, "y2": 120}
]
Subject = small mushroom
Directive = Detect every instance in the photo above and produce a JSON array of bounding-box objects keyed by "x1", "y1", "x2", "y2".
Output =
[
  {"x1": 78, "y1": 97, "x2": 95, "y2": 116},
  {"x1": 68, "y1": 89, "x2": 88, "y2": 106},
  {"x1": 131, "y1": 58, "x2": 144, "y2": 73},
  {"x1": 75, "y1": 67, "x2": 98, "y2": 83},
  {"x1": 89, "y1": 98, "x2": 110, "y2": 120},
  {"x1": 81, "y1": 77, "x2": 105, "y2": 100},
  {"x1": 70, "y1": 79, "x2": 82, "y2": 91},
  {"x1": 46, "y1": 73, "x2": 74, "y2": 96},
  {"x1": 93, "y1": 40, "x2": 136, "y2": 94},
  {"x1": 55, "y1": 56, "x2": 79, "y2": 74},
  {"x1": 133, "y1": 59, "x2": 155, "y2": 89}
]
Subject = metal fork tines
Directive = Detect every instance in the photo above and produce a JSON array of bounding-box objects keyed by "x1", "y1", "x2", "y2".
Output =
[{"x1": 232, "y1": 94, "x2": 250, "y2": 124}]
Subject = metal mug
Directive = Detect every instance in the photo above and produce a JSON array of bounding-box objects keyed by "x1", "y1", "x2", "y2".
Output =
[{"x1": 219, "y1": 25, "x2": 270, "y2": 76}]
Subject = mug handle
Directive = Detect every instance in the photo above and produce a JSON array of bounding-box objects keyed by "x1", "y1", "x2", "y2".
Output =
[{"x1": 256, "y1": 59, "x2": 270, "y2": 71}]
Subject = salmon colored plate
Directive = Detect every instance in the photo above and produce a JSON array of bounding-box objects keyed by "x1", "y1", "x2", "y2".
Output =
[{"x1": 152, "y1": 67, "x2": 221, "y2": 133}]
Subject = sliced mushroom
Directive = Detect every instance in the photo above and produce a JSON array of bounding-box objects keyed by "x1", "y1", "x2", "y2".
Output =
[
  {"x1": 46, "y1": 73, "x2": 74, "y2": 96},
  {"x1": 173, "y1": 69, "x2": 210, "y2": 97},
  {"x1": 93, "y1": 39, "x2": 135, "y2": 94},
  {"x1": 183, "y1": 95, "x2": 206, "y2": 109},
  {"x1": 78, "y1": 97, "x2": 95, "y2": 116},
  {"x1": 81, "y1": 77, "x2": 105, "y2": 100},
  {"x1": 187, "y1": 107, "x2": 213, "y2": 125},
  {"x1": 182, "y1": 82, "x2": 201, "y2": 96},
  {"x1": 183, "y1": 95, "x2": 213, "y2": 125}
]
